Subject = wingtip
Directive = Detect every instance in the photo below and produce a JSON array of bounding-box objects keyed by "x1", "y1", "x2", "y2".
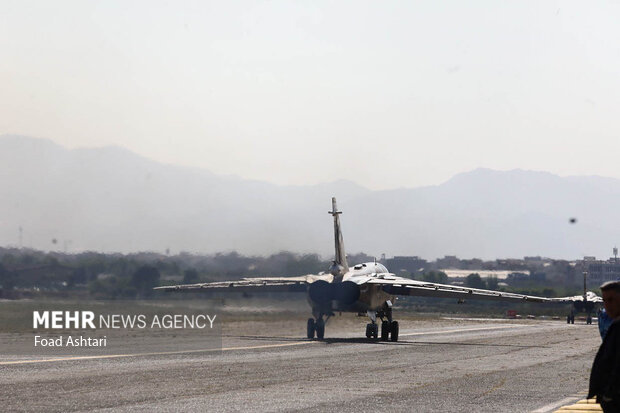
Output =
[{"x1": 153, "y1": 285, "x2": 178, "y2": 291}]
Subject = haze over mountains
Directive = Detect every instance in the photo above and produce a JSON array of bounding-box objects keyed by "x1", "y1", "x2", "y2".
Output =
[{"x1": 1, "y1": 134, "x2": 618, "y2": 260}]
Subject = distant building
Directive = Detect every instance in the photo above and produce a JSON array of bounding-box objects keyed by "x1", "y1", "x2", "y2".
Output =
[
  {"x1": 495, "y1": 259, "x2": 529, "y2": 270},
  {"x1": 441, "y1": 269, "x2": 523, "y2": 281},
  {"x1": 580, "y1": 249, "x2": 620, "y2": 286},
  {"x1": 385, "y1": 256, "x2": 426, "y2": 273},
  {"x1": 436, "y1": 255, "x2": 460, "y2": 269},
  {"x1": 583, "y1": 259, "x2": 620, "y2": 285}
]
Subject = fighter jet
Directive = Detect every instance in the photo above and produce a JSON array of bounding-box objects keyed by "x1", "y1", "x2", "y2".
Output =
[
  {"x1": 156, "y1": 198, "x2": 597, "y2": 341},
  {"x1": 552, "y1": 290, "x2": 602, "y2": 324}
]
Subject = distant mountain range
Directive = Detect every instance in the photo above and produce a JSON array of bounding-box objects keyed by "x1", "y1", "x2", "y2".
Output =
[{"x1": 1, "y1": 134, "x2": 619, "y2": 260}]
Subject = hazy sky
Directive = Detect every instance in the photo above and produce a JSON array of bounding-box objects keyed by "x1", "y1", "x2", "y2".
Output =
[{"x1": 2, "y1": 1, "x2": 620, "y2": 190}]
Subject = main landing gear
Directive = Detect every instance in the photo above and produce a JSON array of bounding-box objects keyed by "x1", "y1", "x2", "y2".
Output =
[
  {"x1": 566, "y1": 311, "x2": 593, "y2": 324},
  {"x1": 307, "y1": 313, "x2": 330, "y2": 339},
  {"x1": 365, "y1": 322, "x2": 378, "y2": 339},
  {"x1": 367, "y1": 303, "x2": 399, "y2": 342},
  {"x1": 307, "y1": 303, "x2": 401, "y2": 342}
]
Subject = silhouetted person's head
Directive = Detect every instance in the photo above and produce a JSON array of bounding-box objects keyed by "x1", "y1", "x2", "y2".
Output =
[{"x1": 601, "y1": 280, "x2": 620, "y2": 319}]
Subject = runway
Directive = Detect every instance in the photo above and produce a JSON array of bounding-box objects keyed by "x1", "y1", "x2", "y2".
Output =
[{"x1": 0, "y1": 317, "x2": 600, "y2": 412}]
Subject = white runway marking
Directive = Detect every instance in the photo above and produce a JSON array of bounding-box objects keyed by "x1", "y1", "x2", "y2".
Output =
[
  {"x1": 530, "y1": 395, "x2": 583, "y2": 412},
  {"x1": 0, "y1": 324, "x2": 533, "y2": 366},
  {"x1": 400, "y1": 324, "x2": 527, "y2": 337},
  {"x1": 0, "y1": 340, "x2": 318, "y2": 366}
]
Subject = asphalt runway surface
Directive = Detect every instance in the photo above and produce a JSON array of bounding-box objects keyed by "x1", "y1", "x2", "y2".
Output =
[{"x1": 0, "y1": 316, "x2": 601, "y2": 412}]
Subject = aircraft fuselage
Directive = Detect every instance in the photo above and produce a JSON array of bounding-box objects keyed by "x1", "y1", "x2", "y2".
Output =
[{"x1": 307, "y1": 262, "x2": 396, "y2": 315}]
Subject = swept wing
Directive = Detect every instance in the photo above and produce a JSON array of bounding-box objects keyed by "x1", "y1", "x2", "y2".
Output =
[
  {"x1": 154, "y1": 274, "x2": 332, "y2": 293},
  {"x1": 356, "y1": 274, "x2": 554, "y2": 303},
  {"x1": 156, "y1": 272, "x2": 563, "y2": 304}
]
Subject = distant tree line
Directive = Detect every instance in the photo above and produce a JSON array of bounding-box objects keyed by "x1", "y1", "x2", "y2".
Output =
[
  {"x1": 0, "y1": 247, "x2": 581, "y2": 299},
  {"x1": 0, "y1": 248, "x2": 342, "y2": 299}
]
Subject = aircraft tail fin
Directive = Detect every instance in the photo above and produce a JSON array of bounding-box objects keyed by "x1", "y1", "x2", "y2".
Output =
[
  {"x1": 329, "y1": 197, "x2": 349, "y2": 275},
  {"x1": 583, "y1": 270, "x2": 587, "y2": 301}
]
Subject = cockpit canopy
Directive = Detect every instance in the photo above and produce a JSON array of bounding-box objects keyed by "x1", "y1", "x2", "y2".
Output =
[{"x1": 351, "y1": 262, "x2": 388, "y2": 275}]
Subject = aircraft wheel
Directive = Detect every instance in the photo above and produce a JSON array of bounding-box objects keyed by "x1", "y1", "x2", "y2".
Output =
[
  {"x1": 371, "y1": 323, "x2": 378, "y2": 339},
  {"x1": 307, "y1": 318, "x2": 316, "y2": 339},
  {"x1": 366, "y1": 323, "x2": 378, "y2": 339},
  {"x1": 316, "y1": 318, "x2": 325, "y2": 340},
  {"x1": 390, "y1": 321, "x2": 399, "y2": 342},
  {"x1": 380, "y1": 321, "x2": 390, "y2": 341}
]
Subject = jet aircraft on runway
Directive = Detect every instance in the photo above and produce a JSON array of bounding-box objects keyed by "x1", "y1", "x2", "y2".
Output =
[
  {"x1": 556, "y1": 291, "x2": 602, "y2": 324},
  {"x1": 156, "y1": 198, "x2": 600, "y2": 340}
]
